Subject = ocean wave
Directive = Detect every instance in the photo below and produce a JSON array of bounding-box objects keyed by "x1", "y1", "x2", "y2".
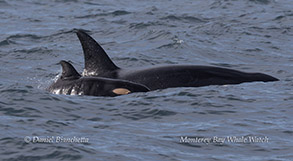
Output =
[
  {"x1": 75, "y1": 10, "x2": 131, "y2": 19},
  {"x1": 249, "y1": 0, "x2": 271, "y2": 5},
  {"x1": 129, "y1": 21, "x2": 164, "y2": 29},
  {"x1": 120, "y1": 108, "x2": 177, "y2": 120},
  {"x1": 160, "y1": 15, "x2": 208, "y2": 23},
  {"x1": 0, "y1": 0, "x2": 9, "y2": 7}
]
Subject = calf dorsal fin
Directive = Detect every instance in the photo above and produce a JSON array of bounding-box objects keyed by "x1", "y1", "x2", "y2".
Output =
[{"x1": 60, "y1": 60, "x2": 81, "y2": 80}]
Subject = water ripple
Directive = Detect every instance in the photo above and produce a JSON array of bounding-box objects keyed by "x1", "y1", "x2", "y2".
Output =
[
  {"x1": 161, "y1": 15, "x2": 208, "y2": 23},
  {"x1": 75, "y1": 10, "x2": 131, "y2": 19}
]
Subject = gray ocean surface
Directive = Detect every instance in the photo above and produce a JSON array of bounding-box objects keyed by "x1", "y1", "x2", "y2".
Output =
[{"x1": 0, "y1": 0, "x2": 293, "y2": 160}]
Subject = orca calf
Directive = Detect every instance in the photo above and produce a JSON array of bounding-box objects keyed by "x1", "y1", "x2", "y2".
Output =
[
  {"x1": 76, "y1": 30, "x2": 279, "y2": 90},
  {"x1": 47, "y1": 60, "x2": 150, "y2": 97}
]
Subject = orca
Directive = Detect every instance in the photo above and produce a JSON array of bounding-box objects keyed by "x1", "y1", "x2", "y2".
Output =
[
  {"x1": 76, "y1": 30, "x2": 279, "y2": 90},
  {"x1": 47, "y1": 60, "x2": 150, "y2": 97}
]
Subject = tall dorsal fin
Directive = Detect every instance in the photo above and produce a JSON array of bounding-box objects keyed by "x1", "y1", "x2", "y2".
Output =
[
  {"x1": 60, "y1": 60, "x2": 81, "y2": 80},
  {"x1": 76, "y1": 30, "x2": 119, "y2": 76}
]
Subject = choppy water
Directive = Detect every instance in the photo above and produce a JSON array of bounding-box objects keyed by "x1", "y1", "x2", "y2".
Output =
[{"x1": 0, "y1": 0, "x2": 293, "y2": 160}]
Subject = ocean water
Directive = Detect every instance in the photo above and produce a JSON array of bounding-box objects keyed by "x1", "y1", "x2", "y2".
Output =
[{"x1": 0, "y1": 0, "x2": 293, "y2": 160}]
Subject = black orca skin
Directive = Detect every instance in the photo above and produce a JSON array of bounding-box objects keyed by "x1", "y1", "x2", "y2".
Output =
[
  {"x1": 47, "y1": 60, "x2": 150, "y2": 97},
  {"x1": 76, "y1": 30, "x2": 279, "y2": 90}
]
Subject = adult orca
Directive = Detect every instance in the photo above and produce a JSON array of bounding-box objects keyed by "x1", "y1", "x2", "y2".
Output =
[
  {"x1": 47, "y1": 60, "x2": 150, "y2": 97},
  {"x1": 76, "y1": 30, "x2": 279, "y2": 90}
]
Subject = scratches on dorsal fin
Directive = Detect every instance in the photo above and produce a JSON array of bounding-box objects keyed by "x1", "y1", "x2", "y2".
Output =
[
  {"x1": 60, "y1": 60, "x2": 81, "y2": 80},
  {"x1": 76, "y1": 30, "x2": 119, "y2": 76}
]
